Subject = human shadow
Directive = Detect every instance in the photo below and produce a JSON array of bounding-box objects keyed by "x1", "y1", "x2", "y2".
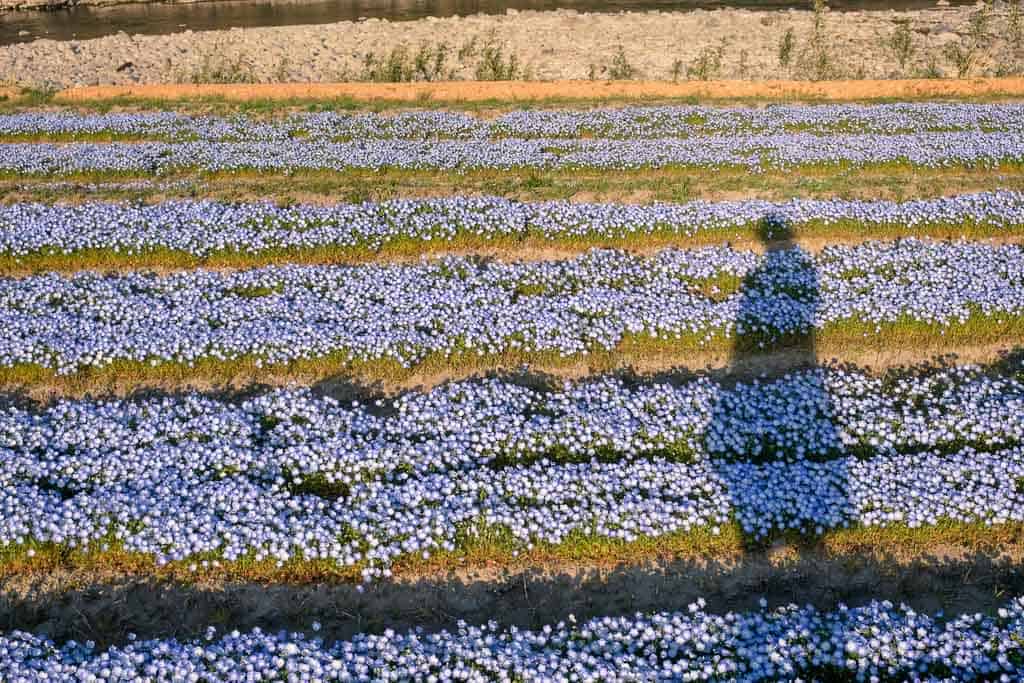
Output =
[{"x1": 705, "y1": 215, "x2": 850, "y2": 543}]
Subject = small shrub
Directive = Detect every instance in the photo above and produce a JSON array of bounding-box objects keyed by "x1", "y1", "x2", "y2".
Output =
[
  {"x1": 887, "y1": 21, "x2": 914, "y2": 73},
  {"x1": 475, "y1": 35, "x2": 520, "y2": 80},
  {"x1": 737, "y1": 49, "x2": 750, "y2": 78},
  {"x1": 915, "y1": 54, "x2": 942, "y2": 79},
  {"x1": 273, "y1": 56, "x2": 291, "y2": 83},
  {"x1": 458, "y1": 36, "x2": 479, "y2": 60},
  {"x1": 358, "y1": 42, "x2": 450, "y2": 82},
  {"x1": 188, "y1": 46, "x2": 256, "y2": 84},
  {"x1": 670, "y1": 59, "x2": 684, "y2": 83},
  {"x1": 608, "y1": 46, "x2": 635, "y2": 80},
  {"x1": 361, "y1": 45, "x2": 413, "y2": 82},
  {"x1": 804, "y1": 0, "x2": 834, "y2": 81},
  {"x1": 687, "y1": 46, "x2": 723, "y2": 81},
  {"x1": 414, "y1": 42, "x2": 449, "y2": 81},
  {"x1": 778, "y1": 28, "x2": 796, "y2": 68},
  {"x1": 810, "y1": 51, "x2": 833, "y2": 81},
  {"x1": 943, "y1": 40, "x2": 975, "y2": 78}
]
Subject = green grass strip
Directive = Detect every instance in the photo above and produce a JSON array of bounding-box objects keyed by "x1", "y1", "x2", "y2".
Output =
[
  {"x1": 1, "y1": 312, "x2": 1020, "y2": 398},
  {"x1": 1, "y1": 519, "x2": 1020, "y2": 586},
  {"x1": 1, "y1": 218, "x2": 1022, "y2": 276}
]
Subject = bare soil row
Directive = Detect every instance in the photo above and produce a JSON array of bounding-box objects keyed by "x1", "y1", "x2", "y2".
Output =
[
  {"x1": 3, "y1": 524, "x2": 1022, "y2": 647},
  {"x1": 49, "y1": 77, "x2": 1024, "y2": 105}
]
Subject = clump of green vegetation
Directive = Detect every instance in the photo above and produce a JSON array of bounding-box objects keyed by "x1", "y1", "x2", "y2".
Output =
[
  {"x1": 227, "y1": 284, "x2": 283, "y2": 299},
  {"x1": 942, "y1": 0, "x2": 994, "y2": 78},
  {"x1": 475, "y1": 32, "x2": 521, "y2": 80},
  {"x1": 778, "y1": 28, "x2": 796, "y2": 69},
  {"x1": 801, "y1": 0, "x2": 835, "y2": 81},
  {"x1": 359, "y1": 42, "x2": 451, "y2": 83},
  {"x1": 737, "y1": 49, "x2": 750, "y2": 78},
  {"x1": 887, "y1": 21, "x2": 915, "y2": 74},
  {"x1": 458, "y1": 36, "x2": 479, "y2": 61},
  {"x1": 670, "y1": 59, "x2": 684, "y2": 83},
  {"x1": 687, "y1": 45, "x2": 724, "y2": 81},
  {"x1": 608, "y1": 46, "x2": 636, "y2": 80},
  {"x1": 915, "y1": 53, "x2": 943, "y2": 79},
  {"x1": 361, "y1": 45, "x2": 413, "y2": 83},
  {"x1": 943, "y1": 40, "x2": 976, "y2": 78},
  {"x1": 414, "y1": 43, "x2": 451, "y2": 81},
  {"x1": 187, "y1": 45, "x2": 257, "y2": 84}
]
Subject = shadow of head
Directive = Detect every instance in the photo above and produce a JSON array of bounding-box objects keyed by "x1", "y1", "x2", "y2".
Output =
[{"x1": 757, "y1": 213, "x2": 796, "y2": 251}]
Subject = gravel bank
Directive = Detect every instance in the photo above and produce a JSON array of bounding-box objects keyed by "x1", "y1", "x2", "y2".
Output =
[{"x1": 1, "y1": 5, "x2": 1021, "y2": 88}]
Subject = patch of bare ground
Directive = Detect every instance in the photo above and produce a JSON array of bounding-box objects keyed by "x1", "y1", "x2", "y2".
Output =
[
  {"x1": 4, "y1": 165, "x2": 1023, "y2": 206},
  {"x1": 0, "y1": 234, "x2": 1021, "y2": 278},
  {"x1": 0, "y1": 342, "x2": 1017, "y2": 406},
  {"x1": 3, "y1": 527, "x2": 1024, "y2": 647},
  {"x1": 4, "y1": 5, "x2": 1023, "y2": 88},
  {"x1": 53, "y1": 78, "x2": 1024, "y2": 105}
]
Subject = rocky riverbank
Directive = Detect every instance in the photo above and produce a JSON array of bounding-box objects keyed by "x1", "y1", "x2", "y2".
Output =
[{"x1": 1, "y1": 4, "x2": 1021, "y2": 88}]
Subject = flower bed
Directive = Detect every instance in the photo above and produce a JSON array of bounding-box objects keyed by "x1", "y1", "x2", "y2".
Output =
[
  {"x1": 0, "y1": 241, "x2": 1020, "y2": 374},
  {"x1": 2, "y1": 103, "x2": 1023, "y2": 142},
  {"x1": 2, "y1": 363, "x2": 1022, "y2": 573},
  {"x1": 3, "y1": 130, "x2": 1023, "y2": 175},
  {"x1": 1, "y1": 192, "x2": 1021, "y2": 261},
  {"x1": 4, "y1": 597, "x2": 1024, "y2": 679}
]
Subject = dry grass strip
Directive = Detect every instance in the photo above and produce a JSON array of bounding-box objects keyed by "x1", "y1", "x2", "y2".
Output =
[{"x1": 54, "y1": 78, "x2": 1024, "y2": 105}]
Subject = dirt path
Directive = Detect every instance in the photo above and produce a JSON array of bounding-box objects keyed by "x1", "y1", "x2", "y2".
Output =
[
  {"x1": 1, "y1": 233, "x2": 1021, "y2": 278},
  {"x1": 4, "y1": 529, "x2": 1023, "y2": 647},
  {"x1": 0, "y1": 340, "x2": 1016, "y2": 406},
  {"x1": 55, "y1": 77, "x2": 1024, "y2": 105}
]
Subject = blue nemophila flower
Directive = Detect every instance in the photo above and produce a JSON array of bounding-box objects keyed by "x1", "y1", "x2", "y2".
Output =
[
  {"x1": 2, "y1": 102, "x2": 1023, "y2": 142},
  {"x1": 0, "y1": 241, "x2": 1018, "y2": 374},
  {"x1": 4, "y1": 596, "x2": 1024, "y2": 679},
  {"x1": 0, "y1": 363, "x2": 1022, "y2": 574},
  {"x1": 3, "y1": 129, "x2": 1021, "y2": 174},
  {"x1": 0, "y1": 191, "x2": 1021, "y2": 259}
]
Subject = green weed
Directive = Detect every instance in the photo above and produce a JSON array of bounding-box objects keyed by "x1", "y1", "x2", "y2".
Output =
[
  {"x1": 687, "y1": 45, "x2": 724, "y2": 81},
  {"x1": 887, "y1": 21, "x2": 915, "y2": 74},
  {"x1": 608, "y1": 46, "x2": 636, "y2": 80}
]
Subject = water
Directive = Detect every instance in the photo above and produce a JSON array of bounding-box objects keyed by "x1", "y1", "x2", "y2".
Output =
[{"x1": 0, "y1": 0, "x2": 969, "y2": 47}]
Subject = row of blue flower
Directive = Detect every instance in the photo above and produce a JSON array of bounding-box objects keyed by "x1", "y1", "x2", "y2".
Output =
[
  {"x1": 3, "y1": 131, "x2": 1023, "y2": 175},
  {"x1": 2, "y1": 364, "x2": 1022, "y2": 573},
  {"x1": 0, "y1": 241, "x2": 1019, "y2": 374},
  {"x1": 3, "y1": 597, "x2": 1024, "y2": 680},
  {"x1": 2, "y1": 191, "x2": 1021, "y2": 259},
  {"x1": 7, "y1": 364, "x2": 1018, "y2": 487},
  {"x1": 3, "y1": 103, "x2": 1023, "y2": 141}
]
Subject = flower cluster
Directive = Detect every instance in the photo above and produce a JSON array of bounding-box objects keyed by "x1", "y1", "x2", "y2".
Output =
[
  {"x1": 3, "y1": 130, "x2": 1023, "y2": 175},
  {"x1": 2, "y1": 191, "x2": 1021, "y2": 259},
  {"x1": 5, "y1": 597, "x2": 1024, "y2": 680},
  {"x1": 3, "y1": 102, "x2": 1023, "y2": 142},
  {"x1": 487, "y1": 101, "x2": 1024, "y2": 138},
  {"x1": 0, "y1": 241, "x2": 1020, "y2": 374},
  {"x1": 2, "y1": 364, "x2": 1023, "y2": 572}
]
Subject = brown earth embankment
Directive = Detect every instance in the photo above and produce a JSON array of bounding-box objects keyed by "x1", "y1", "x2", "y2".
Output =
[{"x1": 3, "y1": 5, "x2": 1021, "y2": 88}]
